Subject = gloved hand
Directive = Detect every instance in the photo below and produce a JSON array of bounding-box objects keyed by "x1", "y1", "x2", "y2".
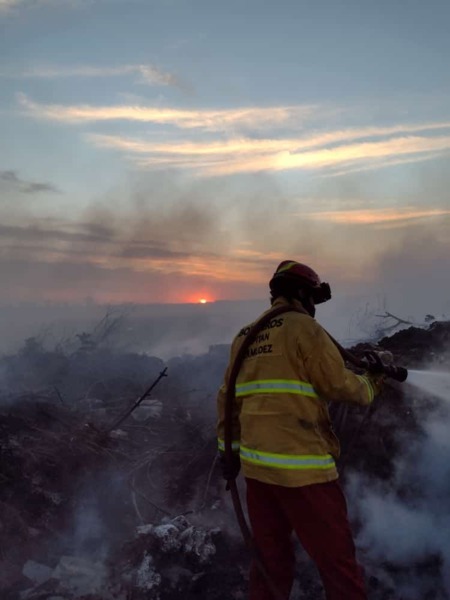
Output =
[
  {"x1": 362, "y1": 350, "x2": 389, "y2": 396},
  {"x1": 219, "y1": 452, "x2": 241, "y2": 481},
  {"x1": 362, "y1": 350, "x2": 387, "y2": 374},
  {"x1": 363, "y1": 349, "x2": 407, "y2": 383}
]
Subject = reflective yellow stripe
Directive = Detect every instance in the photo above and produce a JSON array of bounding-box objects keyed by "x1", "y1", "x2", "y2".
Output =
[
  {"x1": 240, "y1": 445, "x2": 335, "y2": 470},
  {"x1": 276, "y1": 261, "x2": 298, "y2": 274},
  {"x1": 235, "y1": 379, "x2": 317, "y2": 398},
  {"x1": 357, "y1": 375, "x2": 375, "y2": 403},
  {"x1": 218, "y1": 438, "x2": 240, "y2": 452}
]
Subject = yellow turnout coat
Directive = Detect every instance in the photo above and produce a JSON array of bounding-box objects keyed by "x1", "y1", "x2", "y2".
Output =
[{"x1": 216, "y1": 297, "x2": 378, "y2": 487}]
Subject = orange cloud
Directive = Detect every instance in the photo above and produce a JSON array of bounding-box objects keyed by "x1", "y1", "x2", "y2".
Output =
[
  {"x1": 19, "y1": 94, "x2": 450, "y2": 140},
  {"x1": 90, "y1": 122, "x2": 450, "y2": 157},
  {"x1": 88, "y1": 131, "x2": 450, "y2": 176},
  {"x1": 18, "y1": 93, "x2": 314, "y2": 130},
  {"x1": 198, "y1": 135, "x2": 450, "y2": 175},
  {"x1": 273, "y1": 136, "x2": 450, "y2": 171},
  {"x1": 18, "y1": 93, "x2": 450, "y2": 175},
  {"x1": 303, "y1": 207, "x2": 450, "y2": 225}
]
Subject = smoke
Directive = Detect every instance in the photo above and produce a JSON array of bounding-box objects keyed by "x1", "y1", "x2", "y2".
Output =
[
  {"x1": 1, "y1": 164, "x2": 448, "y2": 311},
  {"x1": 0, "y1": 169, "x2": 60, "y2": 194},
  {"x1": 346, "y1": 382, "x2": 450, "y2": 598},
  {"x1": 66, "y1": 470, "x2": 134, "y2": 563},
  {"x1": 1, "y1": 159, "x2": 449, "y2": 358},
  {"x1": 71, "y1": 491, "x2": 109, "y2": 561},
  {"x1": 407, "y1": 370, "x2": 450, "y2": 403},
  {"x1": 372, "y1": 222, "x2": 450, "y2": 312}
]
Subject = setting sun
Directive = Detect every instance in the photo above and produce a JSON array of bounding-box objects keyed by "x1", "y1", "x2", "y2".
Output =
[{"x1": 199, "y1": 298, "x2": 208, "y2": 304}]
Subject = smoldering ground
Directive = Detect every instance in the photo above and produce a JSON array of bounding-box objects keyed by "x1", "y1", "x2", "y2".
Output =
[
  {"x1": 347, "y1": 414, "x2": 450, "y2": 597},
  {"x1": 0, "y1": 327, "x2": 245, "y2": 598},
  {"x1": 2, "y1": 296, "x2": 450, "y2": 597}
]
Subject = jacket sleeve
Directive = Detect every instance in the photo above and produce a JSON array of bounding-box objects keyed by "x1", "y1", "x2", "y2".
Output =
[
  {"x1": 216, "y1": 343, "x2": 241, "y2": 454},
  {"x1": 301, "y1": 320, "x2": 378, "y2": 405}
]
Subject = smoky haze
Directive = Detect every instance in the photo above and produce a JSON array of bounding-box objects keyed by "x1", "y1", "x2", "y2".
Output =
[
  {"x1": 1, "y1": 164, "x2": 449, "y2": 312},
  {"x1": 347, "y1": 383, "x2": 450, "y2": 599}
]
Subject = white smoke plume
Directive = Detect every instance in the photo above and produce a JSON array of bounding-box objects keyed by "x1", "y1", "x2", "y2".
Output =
[{"x1": 347, "y1": 382, "x2": 450, "y2": 598}]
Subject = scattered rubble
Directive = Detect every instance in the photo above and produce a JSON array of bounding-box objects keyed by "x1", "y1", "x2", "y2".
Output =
[
  {"x1": 0, "y1": 334, "x2": 243, "y2": 600},
  {"x1": 0, "y1": 321, "x2": 449, "y2": 599}
]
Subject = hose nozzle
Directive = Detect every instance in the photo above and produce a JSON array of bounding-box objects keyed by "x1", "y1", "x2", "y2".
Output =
[
  {"x1": 381, "y1": 363, "x2": 408, "y2": 382},
  {"x1": 362, "y1": 350, "x2": 408, "y2": 382}
]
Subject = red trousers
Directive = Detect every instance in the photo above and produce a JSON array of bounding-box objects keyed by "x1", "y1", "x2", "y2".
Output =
[{"x1": 246, "y1": 478, "x2": 367, "y2": 600}]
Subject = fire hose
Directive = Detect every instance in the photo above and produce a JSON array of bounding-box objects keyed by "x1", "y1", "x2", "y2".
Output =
[{"x1": 223, "y1": 304, "x2": 408, "y2": 598}]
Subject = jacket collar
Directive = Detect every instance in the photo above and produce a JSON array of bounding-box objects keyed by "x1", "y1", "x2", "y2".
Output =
[{"x1": 271, "y1": 296, "x2": 309, "y2": 315}]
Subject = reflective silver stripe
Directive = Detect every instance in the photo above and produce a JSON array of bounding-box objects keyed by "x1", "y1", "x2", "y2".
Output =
[
  {"x1": 240, "y1": 445, "x2": 335, "y2": 470},
  {"x1": 218, "y1": 438, "x2": 240, "y2": 452},
  {"x1": 235, "y1": 379, "x2": 317, "y2": 398},
  {"x1": 357, "y1": 375, "x2": 375, "y2": 403}
]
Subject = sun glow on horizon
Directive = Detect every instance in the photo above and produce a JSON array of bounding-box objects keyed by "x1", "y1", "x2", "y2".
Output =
[{"x1": 184, "y1": 293, "x2": 215, "y2": 304}]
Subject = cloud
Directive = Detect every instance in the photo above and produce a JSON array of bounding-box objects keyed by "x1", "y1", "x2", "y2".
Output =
[
  {"x1": 0, "y1": 221, "x2": 196, "y2": 268},
  {"x1": 18, "y1": 94, "x2": 450, "y2": 138},
  {"x1": 89, "y1": 132, "x2": 450, "y2": 176},
  {"x1": 320, "y1": 150, "x2": 445, "y2": 178},
  {"x1": 272, "y1": 135, "x2": 450, "y2": 172},
  {"x1": 90, "y1": 120, "x2": 450, "y2": 154},
  {"x1": 195, "y1": 134, "x2": 450, "y2": 176},
  {"x1": 17, "y1": 93, "x2": 316, "y2": 130},
  {"x1": 0, "y1": 256, "x2": 268, "y2": 305},
  {"x1": 0, "y1": 199, "x2": 276, "y2": 285},
  {"x1": 0, "y1": 169, "x2": 60, "y2": 194},
  {"x1": 0, "y1": 221, "x2": 113, "y2": 244},
  {"x1": 303, "y1": 207, "x2": 450, "y2": 226},
  {"x1": 5, "y1": 64, "x2": 181, "y2": 87},
  {"x1": 17, "y1": 93, "x2": 450, "y2": 175}
]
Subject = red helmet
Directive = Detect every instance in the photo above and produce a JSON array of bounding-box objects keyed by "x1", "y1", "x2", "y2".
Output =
[{"x1": 270, "y1": 260, "x2": 331, "y2": 304}]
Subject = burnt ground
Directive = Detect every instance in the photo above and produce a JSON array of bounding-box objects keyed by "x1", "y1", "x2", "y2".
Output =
[{"x1": 0, "y1": 321, "x2": 449, "y2": 599}]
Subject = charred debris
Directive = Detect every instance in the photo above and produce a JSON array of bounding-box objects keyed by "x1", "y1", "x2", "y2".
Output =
[{"x1": 0, "y1": 319, "x2": 450, "y2": 599}]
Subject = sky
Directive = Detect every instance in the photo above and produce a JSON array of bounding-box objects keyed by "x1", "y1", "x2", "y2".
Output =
[{"x1": 1, "y1": 0, "x2": 450, "y2": 311}]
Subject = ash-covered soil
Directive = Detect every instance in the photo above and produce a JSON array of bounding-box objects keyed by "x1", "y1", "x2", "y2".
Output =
[{"x1": 0, "y1": 320, "x2": 449, "y2": 599}]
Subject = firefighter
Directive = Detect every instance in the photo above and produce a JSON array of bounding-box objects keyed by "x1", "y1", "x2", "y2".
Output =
[{"x1": 216, "y1": 260, "x2": 384, "y2": 600}]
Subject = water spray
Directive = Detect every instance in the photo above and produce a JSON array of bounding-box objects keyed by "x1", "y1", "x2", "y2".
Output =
[
  {"x1": 360, "y1": 351, "x2": 450, "y2": 404},
  {"x1": 405, "y1": 369, "x2": 450, "y2": 402}
]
